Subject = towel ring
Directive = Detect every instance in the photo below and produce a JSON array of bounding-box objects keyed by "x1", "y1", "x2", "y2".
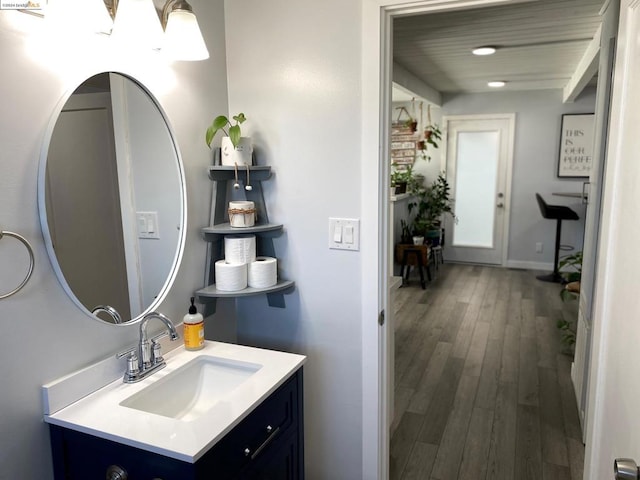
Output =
[{"x1": 0, "y1": 230, "x2": 35, "y2": 299}]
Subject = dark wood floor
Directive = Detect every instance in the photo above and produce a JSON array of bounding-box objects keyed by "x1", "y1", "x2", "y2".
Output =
[{"x1": 390, "y1": 263, "x2": 584, "y2": 480}]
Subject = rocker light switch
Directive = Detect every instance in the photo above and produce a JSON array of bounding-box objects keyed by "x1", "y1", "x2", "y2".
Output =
[
  {"x1": 344, "y1": 225, "x2": 354, "y2": 244},
  {"x1": 329, "y1": 218, "x2": 360, "y2": 251},
  {"x1": 333, "y1": 225, "x2": 343, "y2": 242}
]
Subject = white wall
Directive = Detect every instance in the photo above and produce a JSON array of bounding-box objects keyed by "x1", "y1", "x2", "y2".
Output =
[
  {"x1": 442, "y1": 88, "x2": 597, "y2": 268},
  {"x1": 224, "y1": 1, "x2": 364, "y2": 478},
  {"x1": 0, "y1": 2, "x2": 229, "y2": 478}
]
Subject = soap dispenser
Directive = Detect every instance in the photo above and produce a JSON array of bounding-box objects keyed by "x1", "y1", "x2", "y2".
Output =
[{"x1": 183, "y1": 297, "x2": 204, "y2": 351}]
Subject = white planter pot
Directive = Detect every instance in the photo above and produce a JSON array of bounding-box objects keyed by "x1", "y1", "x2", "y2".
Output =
[{"x1": 221, "y1": 136, "x2": 253, "y2": 166}]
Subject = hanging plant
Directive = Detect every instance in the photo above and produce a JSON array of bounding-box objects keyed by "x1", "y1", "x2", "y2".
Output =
[
  {"x1": 394, "y1": 106, "x2": 417, "y2": 132},
  {"x1": 424, "y1": 124, "x2": 442, "y2": 148}
]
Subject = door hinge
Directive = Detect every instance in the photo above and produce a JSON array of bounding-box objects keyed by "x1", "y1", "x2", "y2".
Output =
[{"x1": 378, "y1": 309, "x2": 385, "y2": 326}]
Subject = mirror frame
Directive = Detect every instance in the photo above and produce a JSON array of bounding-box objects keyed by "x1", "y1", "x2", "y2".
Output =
[{"x1": 37, "y1": 71, "x2": 187, "y2": 326}]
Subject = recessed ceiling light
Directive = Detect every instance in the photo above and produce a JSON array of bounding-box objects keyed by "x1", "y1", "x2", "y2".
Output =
[
  {"x1": 488, "y1": 81, "x2": 506, "y2": 88},
  {"x1": 472, "y1": 46, "x2": 497, "y2": 56}
]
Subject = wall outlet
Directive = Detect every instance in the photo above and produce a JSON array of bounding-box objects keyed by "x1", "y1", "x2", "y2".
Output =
[{"x1": 536, "y1": 242, "x2": 543, "y2": 253}]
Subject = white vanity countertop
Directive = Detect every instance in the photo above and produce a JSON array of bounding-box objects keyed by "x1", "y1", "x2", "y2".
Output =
[{"x1": 43, "y1": 341, "x2": 306, "y2": 463}]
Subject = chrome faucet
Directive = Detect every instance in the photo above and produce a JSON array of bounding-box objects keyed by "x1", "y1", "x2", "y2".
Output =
[
  {"x1": 116, "y1": 312, "x2": 180, "y2": 383},
  {"x1": 91, "y1": 305, "x2": 123, "y2": 324}
]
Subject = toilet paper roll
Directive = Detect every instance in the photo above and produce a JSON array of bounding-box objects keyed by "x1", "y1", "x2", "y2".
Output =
[
  {"x1": 228, "y1": 200, "x2": 256, "y2": 227},
  {"x1": 248, "y1": 257, "x2": 278, "y2": 288},
  {"x1": 224, "y1": 235, "x2": 256, "y2": 264},
  {"x1": 215, "y1": 260, "x2": 247, "y2": 291}
]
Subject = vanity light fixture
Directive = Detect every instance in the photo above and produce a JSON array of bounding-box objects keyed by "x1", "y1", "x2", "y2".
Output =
[
  {"x1": 110, "y1": 0, "x2": 164, "y2": 49},
  {"x1": 472, "y1": 46, "x2": 497, "y2": 56},
  {"x1": 162, "y1": 0, "x2": 209, "y2": 61},
  {"x1": 105, "y1": 0, "x2": 208, "y2": 60},
  {"x1": 44, "y1": 0, "x2": 114, "y2": 34},
  {"x1": 488, "y1": 81, "x2": 506, "y2": 88}
]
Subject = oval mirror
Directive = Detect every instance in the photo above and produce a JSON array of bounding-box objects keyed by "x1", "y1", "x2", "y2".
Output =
[{"x1": 38, "y1": 72, "x2": 186, "y2": 325}]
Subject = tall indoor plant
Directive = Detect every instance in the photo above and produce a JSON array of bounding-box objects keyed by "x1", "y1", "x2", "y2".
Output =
[{"x1": 408, "y1": 173, "x2": 454, "y2": 243}]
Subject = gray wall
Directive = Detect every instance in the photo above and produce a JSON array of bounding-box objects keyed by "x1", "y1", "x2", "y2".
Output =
[
  {"x1": 442, "y1": 88, "x2": 597, "y2": 268},
  {"x1": 224, "y1": 1, "x2": 364, "y2": 478},
  {"x1": 0, "y1": 2, "x2": 229, "y2": 478}
]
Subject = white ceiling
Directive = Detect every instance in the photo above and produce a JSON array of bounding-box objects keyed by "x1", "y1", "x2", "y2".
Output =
[{"x1": 393, "y1": 0, "x2": 604, "y2": 97}]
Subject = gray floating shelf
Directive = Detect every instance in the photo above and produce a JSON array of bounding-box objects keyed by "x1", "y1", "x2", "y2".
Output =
[
  {"x1": 208, "y1": 166, "x2": 272, "y2": 182},
  {"x1": 203, "y1": 223, "x2": 284, "y2": 237},
  {"x1": 196, "y1": 280, "x2": 295, "y2": 300}
]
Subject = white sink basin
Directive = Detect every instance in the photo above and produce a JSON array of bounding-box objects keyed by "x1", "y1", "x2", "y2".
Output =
[
  {"x1": 120, "y1": 355, "x2": 262, "y2": 421},
  {"x1": 43, "y1": 341, "x2": 305, "y2": 462}
]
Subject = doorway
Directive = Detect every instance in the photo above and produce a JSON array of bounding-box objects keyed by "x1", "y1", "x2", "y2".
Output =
[
  {"x1": 361, "y1": 1, "x2": 615, "y2": 478},
  {"x1": 443, "y1": 114, "x2": 514, "y2": 266}
]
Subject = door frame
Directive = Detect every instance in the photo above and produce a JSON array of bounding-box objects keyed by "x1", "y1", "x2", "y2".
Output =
[
  {"x1": 441, "y1": 113, "x2": 515, "y2": 266},
  {"x1": 582, "y1": 0, "x2": 634, "y2": 477},
  {"x1": 361, "y1": 1, "x2": 535, "y2": 478}
]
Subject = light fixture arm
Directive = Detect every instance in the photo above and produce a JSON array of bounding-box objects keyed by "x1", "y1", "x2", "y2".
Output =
[
  {"x1": 161, "y1": 0, "x2": 194, "y2": 29},
  {"x1": 102, "y1": 0, "x2": 118, "y2": 20},
  {"x1": 103, "y1": 0, "x2": 167, "y2": 27}
]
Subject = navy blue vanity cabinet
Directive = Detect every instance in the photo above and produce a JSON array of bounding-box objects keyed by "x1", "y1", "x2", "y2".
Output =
[{"x1": 49, "y1": 368, "x2": 304, "y2": 480}]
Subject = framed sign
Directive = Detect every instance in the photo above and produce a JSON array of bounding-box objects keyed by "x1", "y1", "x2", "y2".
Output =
[{"x1": 557, "y1": 113, "x2": 595, "y2": 178}]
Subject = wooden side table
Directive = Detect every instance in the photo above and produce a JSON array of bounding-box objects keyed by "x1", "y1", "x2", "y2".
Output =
[{"x1": 395, "y1": 244, "x2": 432, "y2": 289}]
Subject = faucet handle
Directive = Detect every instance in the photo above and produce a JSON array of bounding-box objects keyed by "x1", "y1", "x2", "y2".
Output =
[
  {"x1": 116, "y1": 345, "x2": 137, "y2": 360},
  {"x1": 116, "y1": 347, "x2": 140, "y2": 378},
  {"x1": 151, "y1": 340, "x2": 164, "y2": 365}
]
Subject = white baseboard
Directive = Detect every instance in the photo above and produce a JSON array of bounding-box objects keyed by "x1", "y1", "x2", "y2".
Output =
[{"x1": 506, "y1": 260, "x2": 553, "y2": 271}]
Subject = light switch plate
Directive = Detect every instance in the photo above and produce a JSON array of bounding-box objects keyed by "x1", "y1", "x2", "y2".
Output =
[
  {"x1": 137, "y1": 211, "x2": 160, "y2": 239},
  {"x1": 329, "y1": 218, "x2": 360, "y2": 251}
]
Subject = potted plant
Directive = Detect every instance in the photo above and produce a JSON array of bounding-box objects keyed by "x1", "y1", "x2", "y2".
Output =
[
  {"x1": 408, "y1": 173, "x2": 454, "y2": 244},
  {"x1": 556, "y1": 251, "x2": 582, "y2": 355},
  {"x1": 205, "y1": 113, "x2": 252, "y2": 166},
  {"x1": 390, "y1": 164, "x2": 412, "y2": 194},
  {"x1": 416, "y1": 124, "x2": 442, "y2": 162},
  {"x1": 424, "y1": 124, "x2": 442, "y2": 148}
]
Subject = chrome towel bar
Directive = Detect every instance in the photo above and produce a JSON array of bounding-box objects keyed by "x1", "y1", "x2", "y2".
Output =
[{"x1": 0, "y1": 229, "x2": 34, "y2": 299}]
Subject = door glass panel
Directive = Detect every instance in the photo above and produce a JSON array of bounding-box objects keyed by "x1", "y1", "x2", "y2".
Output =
[{"x1": 453, "y1": 131, "x2": 499, "y2": 248}]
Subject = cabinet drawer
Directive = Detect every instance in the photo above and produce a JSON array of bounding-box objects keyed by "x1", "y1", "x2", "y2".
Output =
[{"x1": 197, "y1": 369, "x2": 301, "y2": 477}]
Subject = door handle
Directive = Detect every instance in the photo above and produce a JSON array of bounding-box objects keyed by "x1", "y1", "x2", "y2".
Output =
[
  {"x1": 615, "y1": 458, "x2": 640, "y2": 480},
  {"x1": 497, "y1": 203, "x2": 504, "y2": 208}
]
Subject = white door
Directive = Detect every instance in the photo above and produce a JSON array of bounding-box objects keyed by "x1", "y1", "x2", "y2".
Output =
[
  {"x1": 442, "y1": 114, "x2": 514, "y2": 265},
  {"x1": 571, "y1": 0, "x2": 619, "y2": 439},
  {"x1": 584, "y1": 1, "x2": 640, "y2": 478},
  {"x1": 45, "y1": 92, "x2": 131, "y2": 319}
]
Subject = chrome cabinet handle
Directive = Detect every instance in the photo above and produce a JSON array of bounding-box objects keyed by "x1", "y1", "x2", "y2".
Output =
[
  {"x1": 615, "y1": 458, "x2": 640, "y2": 480},
  {"x1": 243, "y1": 425, "x2": 280, "y2": 460}
]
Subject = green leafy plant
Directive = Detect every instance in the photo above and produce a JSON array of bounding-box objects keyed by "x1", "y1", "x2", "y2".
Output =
[
  {"x1": 400, "y1": 219, "x2": 413, "y2": 244},
  {"x1": 559, "y1": 251, "x2": 583, "y2": 283},
  {"x1": 556, "y1": 318, "x2": 577, "y2": 353},
  {"x1": 556, "y1": 250, "x2": 582, "y2": 353},
  {"x1": 408, "y1": 173, "x2": 454, "y2": 236},
  {"x1": 416, "y1": 124, "x2": 442, "y2": 162},
  {"x1": 423, "y1": 124, "x2": 442, "y2": 148},
  {"x1": 559, "y1": 251, "x2": 582, "y2": 301},
  {"x1": 205, "y1": 113, "x2": 247, "y2": 149},
  {"x1": 390, "y1": 165, "x2": 413, "y2": 187}
]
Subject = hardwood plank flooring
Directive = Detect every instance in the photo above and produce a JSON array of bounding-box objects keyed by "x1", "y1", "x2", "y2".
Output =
[{"x1": 390, "y1": 264, "x2": 584, "y2": 480}]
